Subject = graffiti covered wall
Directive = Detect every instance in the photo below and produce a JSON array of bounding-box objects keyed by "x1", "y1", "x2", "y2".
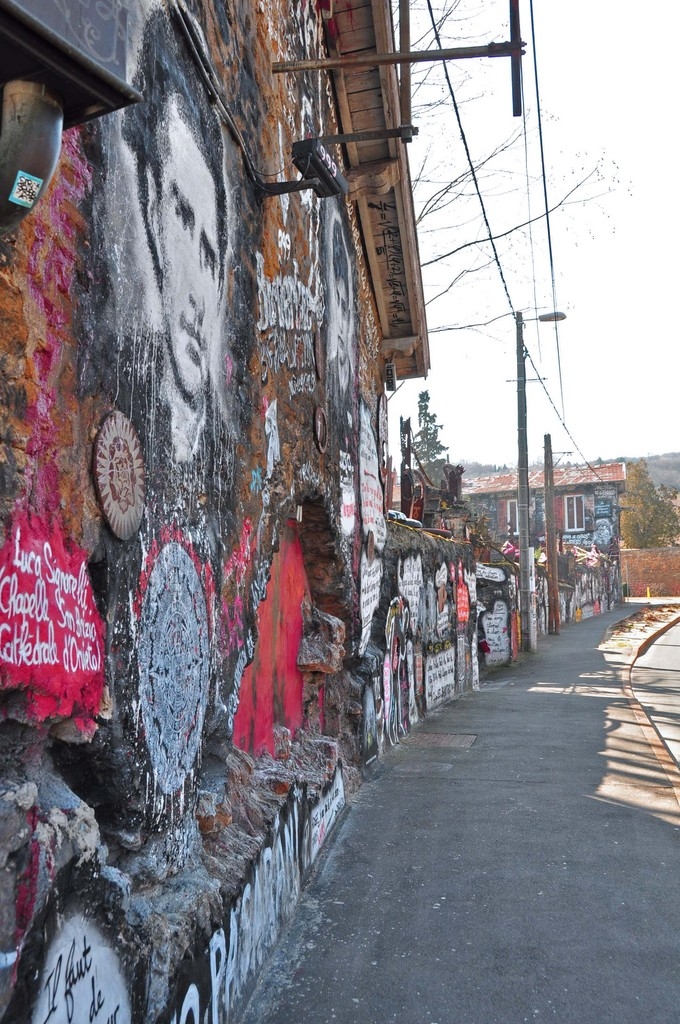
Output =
[
  {"x1": 0, "y1": 2, "x2": 466, "y2": 1022},
  {"x1": 474, "y1": 556, "x2": 621, "y2": 669},
  {"x1": 360, "y1": 523, "x2": 478, "y2": 761}
]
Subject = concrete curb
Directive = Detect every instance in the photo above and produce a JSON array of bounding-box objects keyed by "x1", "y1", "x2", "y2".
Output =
[
  {"x1": 624, "y1": 612, "x2": 680, "y2": 804},
  {"x1": 628, "y1": 612, "x2": 680, "y2": 668}
]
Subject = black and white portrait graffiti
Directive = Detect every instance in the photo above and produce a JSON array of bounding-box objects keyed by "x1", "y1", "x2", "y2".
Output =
[
  {"x1": 86, "y1": 9, "x2": 236, "y2": 470},
  {"x1": 122, "y1": 13, "x2": 231, "y2": 463},
  {"x1": 137, "y1": 542, "x2": 211, "y2": 796},
  {"x1": 322, "y1": 202, "x2": 356, "y2": 410}
]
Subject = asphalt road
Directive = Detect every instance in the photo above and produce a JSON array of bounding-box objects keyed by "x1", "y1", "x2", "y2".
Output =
[{"x1": 239, "y1": 608, "x2": 680, "y2": 1024}]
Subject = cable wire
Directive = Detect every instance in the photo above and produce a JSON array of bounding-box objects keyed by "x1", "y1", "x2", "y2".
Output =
[
  {"x1": 529, "y1": 0, "x2": 565, "y2": 415},
  {"x1": 523, "y1": 341, "x2": 604, "y2": 480},
  {"x1": 520, "y1": 75, "x2": 542, "y2": 360},
  {"x1": 425, "y1": 0, "x2": 516, "y2": 316},
  {"x1": 172, "y1": 0, "x2": 292, "y2": 191}
]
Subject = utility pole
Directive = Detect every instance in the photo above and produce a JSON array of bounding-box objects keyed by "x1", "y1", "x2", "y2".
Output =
[
  {"x1": 543, "y1": 433, "x2": 560, "y2": 634},
  {"x1": 516, "y1": 312, "x2": 536, "y2": 652}
]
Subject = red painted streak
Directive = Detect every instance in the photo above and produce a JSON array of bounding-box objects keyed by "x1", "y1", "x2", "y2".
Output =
[
  {"x1": 15, "y1": 808, "x2": 40, "y2": 940},
  {"x1": 233, "y1": 524, "x2": 308, "y2": 755},
  {"x1": 223, "y1": 518, "x2": 254, "y2": 587}
]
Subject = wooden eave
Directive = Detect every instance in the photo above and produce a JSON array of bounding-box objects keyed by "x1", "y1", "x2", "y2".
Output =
[{"x1": 322, "y1": 0, "x2": 430, "y2": 381}]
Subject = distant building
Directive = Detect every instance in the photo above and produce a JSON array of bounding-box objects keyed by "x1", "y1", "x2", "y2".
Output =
[{"x1": 463, "y1": 462, "x2": 627, "y2": 555}]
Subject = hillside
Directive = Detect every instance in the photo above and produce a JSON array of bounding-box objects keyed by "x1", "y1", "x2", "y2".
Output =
[{"x1": 639, "y1": 452, "x2": 680, "y2": 489}]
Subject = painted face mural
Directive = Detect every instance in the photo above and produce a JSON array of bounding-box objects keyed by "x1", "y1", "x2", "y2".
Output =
[
  {"x1": 160, "y1": 100, "x2": 220, "y2": 412},
  {"x1": 114, "y1": 11, "x2": 231, "y2": 466},
  {"x1": 323, "y1": 203, "x2": 355, "y2": 406}
]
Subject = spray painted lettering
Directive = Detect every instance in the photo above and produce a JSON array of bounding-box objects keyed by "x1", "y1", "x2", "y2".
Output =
[
  {"x1": 359, "y1": 548, "x2": 383, "y2": 656},
  {"x1": 306, "y1": 767, "x2": 345, "y2": 865},
  {"x1": 397, "y1": 554, "x2": 423, "y2": 630},
  {"x1": 0, "y1": 514, "x2": 104, "y2": 725},
  {"x1": 482, "y1": 600, "x2": 511, "y2": 666},
  {"x1": 369, "y1": 199, "x2": 409, "y2": 330},
  {"x1": 359, "y1": 403, "x2": 387, "y2": 551},
  {"x1": 425, "y1": 646, "x2": 456, "y2": 709},
  {"x1": 256, "y1": 253, "x2": 320, "y2": 393},
  {"x1": 167, "y1": 772, "x2": 345, "y2": 1023},
  {"x1": 32, "y1": 916, "x2": 129, "y2": 1024}
]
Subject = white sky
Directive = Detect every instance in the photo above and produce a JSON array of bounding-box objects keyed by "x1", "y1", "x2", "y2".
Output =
[{"x1": 387, "y1": 0, "x2": 680, "y2": 470}]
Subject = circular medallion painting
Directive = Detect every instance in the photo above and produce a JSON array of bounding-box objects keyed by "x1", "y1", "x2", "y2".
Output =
[
  {"x1": 137, "y1": 542, "x2": 210, "y2": 795},
  {"x1": 314, "y1": 406, "x2": 328, "y2": 453},
  {"x1": 94, "y1": 411, "x2": 145, "y2": 540}
]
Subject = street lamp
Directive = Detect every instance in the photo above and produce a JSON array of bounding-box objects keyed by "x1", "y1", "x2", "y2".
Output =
[{"x1": 515, "y1": 309, "x2": 566, "y2": 652}]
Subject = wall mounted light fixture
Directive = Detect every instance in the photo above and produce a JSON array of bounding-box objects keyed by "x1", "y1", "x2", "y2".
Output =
[
  {"x1": 291, "y1": 138, "x2": 348, "y2": 198},
  {"x1": 260, "y1": 138, "x2": 348, "y2": 198}
]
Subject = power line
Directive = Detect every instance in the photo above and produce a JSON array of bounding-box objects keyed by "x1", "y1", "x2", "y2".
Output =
[
  {"x1": 520, "y1": 72, "x2": 542, "y2": 360},
  {"x1": 523, "y1": 342, "x2": 605, "y2": 481},
  {"x1": 425, "y1": 0, "x2": 516, "y2": 316},
  {"x1": 529, "y1": 0, "x2": 565, "y2": 416},
  {"x1": 418, "y1": 3, "x2": 599, "y2": 479}
]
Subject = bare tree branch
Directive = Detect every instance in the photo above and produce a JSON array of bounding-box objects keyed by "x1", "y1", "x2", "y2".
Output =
[{"x1": 421, "y1": 169, "x2": 601, "y2": 267}]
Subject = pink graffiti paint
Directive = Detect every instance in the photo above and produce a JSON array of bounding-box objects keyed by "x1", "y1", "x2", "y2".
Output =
[
  {"x1": 221, "y1": 595, "x2": 245, "y2": 656},
  {"x1": 456, "y1": 562, "x2": 470, "y2": 624},
  {"x1": 14, "y1": 808, "x2": 40, "y2": 947},
  {"x1": 223, "y1": 519, "x2": 254, "y2": 587},
  {"x1": 0, "y1": 512, "x2": 105, "y2": 728},
  {"x1": 382, "y1": 653, "x2": 391, "y2": 724},
  {"x1": 23, "y1": 130, "x2": 93, "y2": 519}
]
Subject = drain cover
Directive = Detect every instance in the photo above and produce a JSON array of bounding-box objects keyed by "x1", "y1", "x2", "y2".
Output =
[{"x1": 403, "y1": 733, "x2": 476, "y2": 749}]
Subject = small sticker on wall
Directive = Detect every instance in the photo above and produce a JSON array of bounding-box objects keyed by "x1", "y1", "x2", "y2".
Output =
[{"x1": 8, "y1": 170, "x2": 43, "y2": 208}]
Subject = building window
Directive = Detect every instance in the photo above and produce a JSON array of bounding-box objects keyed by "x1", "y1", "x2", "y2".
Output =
[
  {"x1": 506, "y1": 498, "x2": 519, "y2": 536},
  {"x1": 564, "y1": 494, "x2": 585, "y2": 532}
]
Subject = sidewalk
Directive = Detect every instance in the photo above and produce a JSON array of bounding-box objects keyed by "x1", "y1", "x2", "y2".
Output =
[
  {"x1": 627, "y1": 610, "x2": 680, "y2": 770},
  {"x1": 239, "y1": 605, "x2": 680, "y2": 1024}
]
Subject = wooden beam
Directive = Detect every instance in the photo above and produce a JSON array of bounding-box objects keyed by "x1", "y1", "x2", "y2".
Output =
[
  {"x1": 273, "y1": 41, "x2": 524, "y2": 74},
  {"x1": 381, "y1": 335, "x2": 418, "y2": 356},
  {"x1": 346, "y1": 159, "x2": 400, "y2": 199}
]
